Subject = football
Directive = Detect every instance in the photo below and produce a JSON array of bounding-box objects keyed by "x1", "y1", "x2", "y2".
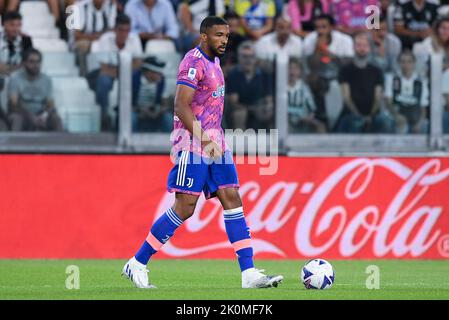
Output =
[{"x1": 301, "y1": 259, "x2": 335, "y2": 290}]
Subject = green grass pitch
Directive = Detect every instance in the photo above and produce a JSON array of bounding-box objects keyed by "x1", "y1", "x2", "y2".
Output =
[{"x1": 0, "y1": 259, "x2": 448, "y2": 300}]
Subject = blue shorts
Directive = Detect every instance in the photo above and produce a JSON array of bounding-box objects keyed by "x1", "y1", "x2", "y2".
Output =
[{"x1": 167, "y1": 150, "x2": 239, "y2": 199}]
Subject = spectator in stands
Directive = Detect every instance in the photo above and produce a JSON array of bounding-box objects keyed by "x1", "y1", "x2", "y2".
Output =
[
  {"x1": 178, "y1": 0, "x2": 225, "y2": 53},
  {"x1": 394, "y1": 0, "x2": 439, "y2": 50},
  {"x1": 7, "y1": 48, "x2": 63, "y2": 132},
  {"x1": 368, "y1": 16, "x2": 402, "y2": 73},
  {"x1": 124, "y1": 0, "x2": 179, "y2": 47},
  {"x1": 284, "y1": 0, "x2": 330, "y2": 38},
  {"x1": 254, "y1": 16, "x2": 303, "y2": 61},
  {"x1": 303, "y1": 14, "x2": 354, "y2": 58},
  {"x1": 226, "y1": 41, "x2": 274, "y2": 130},
  {"x1": 234, "y1": 0, "x2": 276, "y2": 41},
  {"x1": 413, "y1": 16, "x2": 449, "y2": 59},
  {"x1": 74, "y1": 0, "x2": 117, "y2": 76},
  {"x1": 303, "y1": 14, "x2": 354, "y2": 126},
  {"x1": 90, "y1": 14, "x2": 143, "y2": 130},
  {"x1": 384, "y1": 50, "x2": 429, "y2": 134},
  {"x1": 413, "y1": 16, "x2": 449, "y2": 77},
  {"x1": 134, "y1": 56, "x2": 171, "y2": 132},
  {"x1": 221, "y1": 11, "x2": 247, "y2": 74},
  {"x1": 330, "y1": 0, "x2": 379, "y2": 35},
  {"x1": 288, "y1": 58, "x2": 325, "y2": 133},
  {"x1": 0, "y1": 11, "x2": 33, "y2": 77},
  {"x1": 0, "y1": 11, "x2": 33, "y2": 116},
  {"x1": 337, "y1": 32, "x2": 390, "y2": 133}
]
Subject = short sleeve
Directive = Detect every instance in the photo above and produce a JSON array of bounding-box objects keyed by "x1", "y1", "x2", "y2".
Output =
[
  {"x1": 176, "y1": 57, "x2": 205, "y2": 90},
  {"x1": 128, "y1": 34, "x2": 143, "y2": 57},
  {"x1": 374, "y1": 67, "x2": 384, "y2": 87},
  {"x1": 338, "y1": 65, "x2": 350, "y2": 84}
]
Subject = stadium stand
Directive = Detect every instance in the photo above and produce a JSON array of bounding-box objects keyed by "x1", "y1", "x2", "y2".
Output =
[
  {"x1": 53, "y1": 76, "x2": 101, "y2": 133},
  {"x1": 0, "y1": 0, "x2": 447, "y2": 152},
  {"x1": 20, "y1": 1, "x2": 60, "y2": 39}
]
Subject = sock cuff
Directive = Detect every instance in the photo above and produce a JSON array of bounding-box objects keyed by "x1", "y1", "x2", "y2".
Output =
[
  {"x1": 224, "y1": 207, "x2": 243, "y2": 215},
  {"x1": 146, "y1": 233, "x2": 164, "y2": 251},
  {"x1": 165, "y1": 208, "x2": 183, "y2": 227},
  {"x1": 232, "y1": 238, "x2": 251, "y2": 252}
]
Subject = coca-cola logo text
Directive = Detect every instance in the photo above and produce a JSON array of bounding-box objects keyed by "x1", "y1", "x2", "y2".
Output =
[{"x1": 155, "y1": 158, "x2": 449, "y2": 259}]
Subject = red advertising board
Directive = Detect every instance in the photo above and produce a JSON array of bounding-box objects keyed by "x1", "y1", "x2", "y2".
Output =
[{"x1": 0, "y1": 155, "x2": 448, "y2": 259}]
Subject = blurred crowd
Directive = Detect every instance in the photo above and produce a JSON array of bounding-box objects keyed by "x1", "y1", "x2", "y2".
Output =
[{"x1": 0, "y1": 0, "x2": 449, "y2": 134}]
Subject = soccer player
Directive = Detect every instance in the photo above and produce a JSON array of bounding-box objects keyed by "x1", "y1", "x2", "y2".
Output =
[{"x1": 122, "y1": 16, "x2": 284, "y2": 289}]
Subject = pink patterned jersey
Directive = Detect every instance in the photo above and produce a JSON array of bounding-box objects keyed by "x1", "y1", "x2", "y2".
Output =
[{"x1": 173, "y1": 46, "x2": 227, "y2": 157}]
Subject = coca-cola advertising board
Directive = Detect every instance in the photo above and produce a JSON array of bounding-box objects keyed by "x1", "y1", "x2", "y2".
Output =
[{"x1": 0, "y1": 155, "x2": 448, "y2": 259}]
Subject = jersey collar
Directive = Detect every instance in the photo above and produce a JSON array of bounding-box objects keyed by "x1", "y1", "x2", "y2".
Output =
[{"x1": 196, "y1": 46, "x2": 214, "y2": 62}]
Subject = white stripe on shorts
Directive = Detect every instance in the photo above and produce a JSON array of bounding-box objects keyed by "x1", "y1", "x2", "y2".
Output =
[
  {"x1": 177, "y1": 151, "x2": 189, "y2": 186},
  {"x1": 176, "y1": 151, "x2": 186, "y2": 186}
]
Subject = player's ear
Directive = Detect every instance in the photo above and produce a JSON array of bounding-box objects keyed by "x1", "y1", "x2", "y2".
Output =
[{"x1": 199, "y1": 32, "x2": 208, "y2": 43}]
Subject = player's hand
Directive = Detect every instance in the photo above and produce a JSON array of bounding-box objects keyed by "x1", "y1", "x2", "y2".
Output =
[{"x1": 202, "y1": 141, "x2": 223, "y2": 159}]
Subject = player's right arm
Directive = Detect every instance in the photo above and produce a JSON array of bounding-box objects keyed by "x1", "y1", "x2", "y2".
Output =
[{"x1": 174, "y1": 83, "x2": 223, "y2": 158}]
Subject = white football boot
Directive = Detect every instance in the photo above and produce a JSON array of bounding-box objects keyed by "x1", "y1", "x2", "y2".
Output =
[
  {"x1": 242, "y1": 268, "x2": 284, "y2": 288},
  {"x1": 122, "y1": 257, "x2": 156, "y2": 289}
]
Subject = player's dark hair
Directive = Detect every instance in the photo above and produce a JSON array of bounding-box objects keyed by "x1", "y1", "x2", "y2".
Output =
[
  {"x1": 314, "y1": 13, "x2": 335, "y2": 26},
  {"x1": 115, "y1": 13, "x2": 131, "y2": 27},
  {"x1": 200, "y1": 16, "x2": 228, "y2": 34},
  {"x1": 3, "y1": 11, "x2": 22, "y2": 23},
  {"x1": 22, "y1": 48, "x2": 42, "y2": 62}
]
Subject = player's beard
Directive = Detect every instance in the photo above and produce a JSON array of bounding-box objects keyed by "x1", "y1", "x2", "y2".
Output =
[{"x1": 210, "y1": 44, "x2": 225, "y2": 57}]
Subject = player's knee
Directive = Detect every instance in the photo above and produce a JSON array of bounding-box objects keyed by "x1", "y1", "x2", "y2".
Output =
[
  {"x1": 173, "y1": 202, "x2": 196, "y2": 220},
  {"x1": 220, "y1": 188, "x2": 242, "y2": 209}
]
